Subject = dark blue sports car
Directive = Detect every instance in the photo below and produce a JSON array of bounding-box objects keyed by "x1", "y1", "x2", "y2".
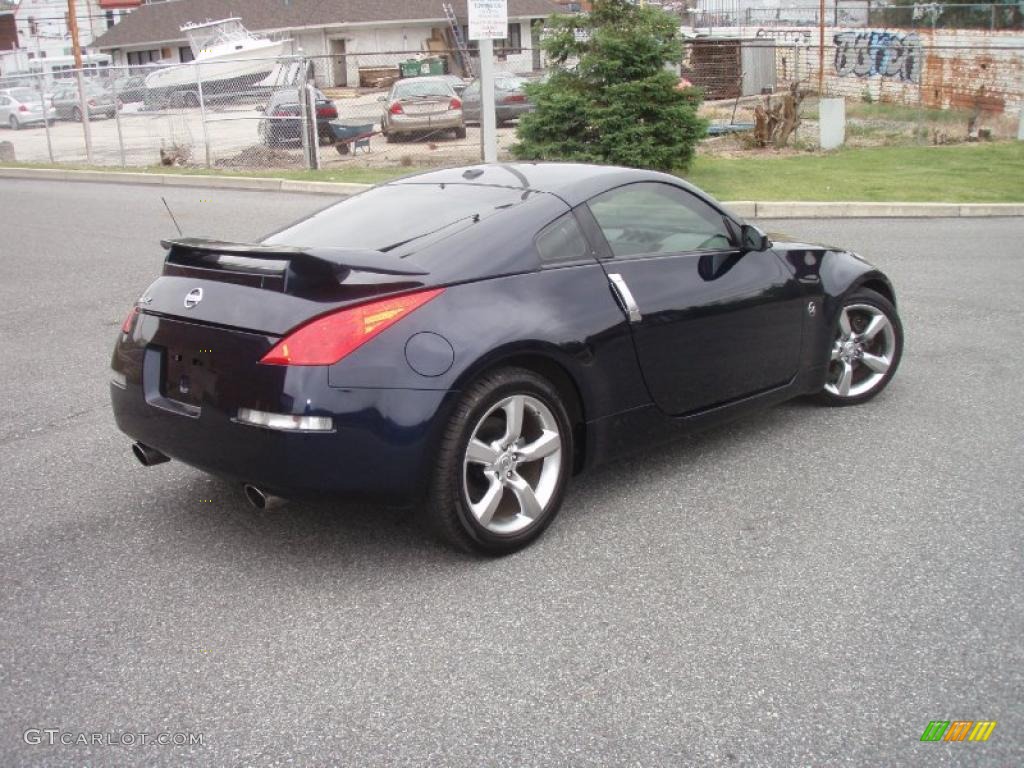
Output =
[{"x1": 111, "y1": 163, "x2": 903, "y2": 554}]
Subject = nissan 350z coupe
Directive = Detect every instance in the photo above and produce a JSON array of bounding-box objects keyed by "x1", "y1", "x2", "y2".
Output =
[{"x1": 111, "y1": 163, "x2": 903, "y2": 554}]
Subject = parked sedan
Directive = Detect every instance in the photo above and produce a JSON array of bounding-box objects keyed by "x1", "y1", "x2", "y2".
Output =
[
  {"x1": 380, "y1": 76, "x2": 465, "y2": 141},
  {"x1": 110, "y1": 163, "x2": 903, "y2": 555},
  {"x1": 257, "y1": 88, "x2": 339, "y2": 146},
  {"x1": 461, "y1": 74, "x2": 535, "y2": 124},
  {"x1": 0, "y1": 87, "x2": 54, "y2": 129},
  {"x1": 50, "y1": 81, "x2": 117, "y2": 121},
  {"x1": 112, "y1": 75, "x2": 148, "y2": 104}
]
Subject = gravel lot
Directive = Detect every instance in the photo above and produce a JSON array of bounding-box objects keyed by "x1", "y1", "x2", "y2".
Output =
[{"x1": 0, "y1": 179, "x2": 1021, "y2": 767}]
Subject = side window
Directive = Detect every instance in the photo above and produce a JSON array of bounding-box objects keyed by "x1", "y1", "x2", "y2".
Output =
[
  {"x1": 535, "y1": 213, "x2": 591, "y2": 265},
  {"x1": 588, "y1": 182, "x2": 734, "y2": 258}
]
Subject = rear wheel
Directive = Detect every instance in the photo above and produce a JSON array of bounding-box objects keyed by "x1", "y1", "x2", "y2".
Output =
[
  {"x1": 9, "y1": 115, "x2": 19, "y2": 130},
  {"x1": 816, "y1": 288, "x2": 903, "y2": 406},
  {"x1": 425, "y1": 367, "x2": 573, "y2": 555},
  {"x1": 72, "y1": 107, "x2": 82, "y2": 122},
  {"x1": 454, "y1": 125, "x2": 467, "y2": 139}
]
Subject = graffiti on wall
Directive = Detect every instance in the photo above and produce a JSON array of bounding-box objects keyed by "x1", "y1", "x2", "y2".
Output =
[
  {"x1": 756, "y1": 28, "x2": 813, "y2": 45},
  {"x1": 833, "y1": 31, "x2": 923, "y2": 83}
]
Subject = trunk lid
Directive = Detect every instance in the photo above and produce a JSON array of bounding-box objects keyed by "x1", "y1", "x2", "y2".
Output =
[{"x1": 137, "y1": 238, "x2": 431, "y2": 336}]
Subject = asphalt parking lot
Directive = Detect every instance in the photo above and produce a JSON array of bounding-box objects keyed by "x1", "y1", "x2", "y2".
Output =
[{"x1": 1, "y1": 179, "x2": 1021, "y2": 767}]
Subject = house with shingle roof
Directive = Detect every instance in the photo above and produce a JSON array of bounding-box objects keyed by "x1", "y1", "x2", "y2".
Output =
[{"x1": 91, "y1": 0, "x2": 560, "y2": 86}]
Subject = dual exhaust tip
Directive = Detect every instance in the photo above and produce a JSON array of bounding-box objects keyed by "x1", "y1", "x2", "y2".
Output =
[{"x1": 131, "y1": 442, "x2": 285, "y2": 511}]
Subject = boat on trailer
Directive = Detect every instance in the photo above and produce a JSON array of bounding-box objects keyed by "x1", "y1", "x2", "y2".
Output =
[{"x1": 144, "y1": 19, "x2": 292, "y2": 105}]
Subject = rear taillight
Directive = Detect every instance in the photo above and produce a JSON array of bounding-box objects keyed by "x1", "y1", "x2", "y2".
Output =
[
  {"x1": 18, "y1": 104, "x2": 28, "y2": 112},
  {"x1": 260, "y1": 288, "x2": 444, "y2": 366},
  {"x1": 449, "y1": 98, "x2": 462, "y2": 110},
  {"x1": 316, "y1": 104, "x2": 338, "y2": 118},
  {"x1": 503, "y1": 93, "x2": 527, "y2": 103},
  {"x1": 121, "y1": 306, "x2": 138, "y2": 334},
  {"x1": 389, "y1": 102, "x2": 404, "y2": 115}
]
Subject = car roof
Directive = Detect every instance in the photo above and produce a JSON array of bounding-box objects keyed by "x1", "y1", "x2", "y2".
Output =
[{"x1": 390, "y1": 162, "x2": 716, "y2": 209}]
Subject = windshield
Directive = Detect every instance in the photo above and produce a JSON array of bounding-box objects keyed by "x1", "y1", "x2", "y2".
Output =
[
  {"x1": 263, "y1": 183, "x2": 539, "y2": 255},
  {"x1": 393, "y1": 80, "x2": 453, "y2": 99}
]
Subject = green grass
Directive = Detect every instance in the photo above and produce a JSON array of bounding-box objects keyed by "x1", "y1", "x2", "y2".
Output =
[
  {"x1": 681, "y1": 143, "x2": 1024, "y2": 203},
  {"x1": 5, "y1": 142, "x2": 1023, "y2": 202}
]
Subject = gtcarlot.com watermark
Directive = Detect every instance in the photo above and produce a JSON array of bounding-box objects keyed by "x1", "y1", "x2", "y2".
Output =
[{"x1": 24, "y1": 729, "x2": 204, "y2": 747}]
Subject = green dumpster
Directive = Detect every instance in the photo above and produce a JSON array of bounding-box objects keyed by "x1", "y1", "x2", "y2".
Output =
[{"x1": 399, "y1": 59, "x2": 422, "y2": 78}]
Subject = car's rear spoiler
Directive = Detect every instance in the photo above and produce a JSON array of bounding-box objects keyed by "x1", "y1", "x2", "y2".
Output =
[
  {"x1": 161, "y1": 237, "x2": 428, "y2": 278},
  {"x1": 160, "y1": 237, "x2": 429, "y2": 295}
]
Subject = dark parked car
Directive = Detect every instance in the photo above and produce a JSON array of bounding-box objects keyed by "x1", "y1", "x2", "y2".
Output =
[
  {"x1": 257, "y1": 88, "x2": 339, "y2": 146},
  {"x1": 111, "y1": 163, "x2": 903, "y2": 554},
  {"x1": 50, "y1": 80, "x2": 117, "y2": 121},
  {"x1": 461, "y1": 74, "x2": 535, "y2": 124}
]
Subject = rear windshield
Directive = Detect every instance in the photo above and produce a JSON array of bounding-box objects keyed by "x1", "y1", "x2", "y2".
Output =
[
  {"x1": 10, "y1": 88, "x2": 37, "y2": 102},
  {"x1": 393, "y1": 80, "x2": 453, "y2": 99},
  {"x1": 264, "y1": 183, "x2": 541, "y2": 254}
]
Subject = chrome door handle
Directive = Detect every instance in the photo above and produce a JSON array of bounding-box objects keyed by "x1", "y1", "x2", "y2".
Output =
[{"x1": 608, "y1": 273, "x2": 642, "y2": 323}]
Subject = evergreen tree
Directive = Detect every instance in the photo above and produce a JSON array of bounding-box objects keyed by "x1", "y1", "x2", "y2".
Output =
[{"x1": 512, "y1": 0, "x2": 706, "y2": 172}]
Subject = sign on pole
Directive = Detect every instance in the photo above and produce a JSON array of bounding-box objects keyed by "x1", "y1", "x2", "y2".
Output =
[
  {"x1": 468, "y1": 0, "x2": 506, "y2": 164},
  {"x1": 468, "y1": 0, "x2": 508, "y2": 40}
]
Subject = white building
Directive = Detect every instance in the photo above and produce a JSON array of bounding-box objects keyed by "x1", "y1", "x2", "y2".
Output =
[
  {"x1": 0, "y1": 0, "x2": 134, "y2": 74},
  {"x1": 91, "y1": 0, "x2": 560, "y2": 85}
]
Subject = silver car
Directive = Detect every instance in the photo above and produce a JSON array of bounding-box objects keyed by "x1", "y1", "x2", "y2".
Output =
[
  {"x1": 380, "y1": 76, "x2": 466, "y2": 142},
  {"x1": 0, "y1": 87, "x2": 54, "y2": 130},
  {"x1": 461, "y1": 75, "x2": 535, "y2": 125}
]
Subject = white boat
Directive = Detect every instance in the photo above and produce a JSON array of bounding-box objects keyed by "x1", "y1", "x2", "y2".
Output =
[{"x1": 144, "y1": 19, "x2": 291, "y2": 102}]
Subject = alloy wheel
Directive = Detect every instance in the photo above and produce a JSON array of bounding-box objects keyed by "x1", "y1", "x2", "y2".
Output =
[
  {"x1": 462, "y1": 394, "x2": 563, "y2": 535},
  {"x1": 826, "y1": 303, "x2": 896, "y2": 398}
]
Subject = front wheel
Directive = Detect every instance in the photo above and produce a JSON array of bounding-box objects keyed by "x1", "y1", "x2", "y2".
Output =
[
  {"x1": 425, "y1": 368, "x2": 573, "y2": 555},
  {"x1": 816, "y1": 288, "x2": 903, "y2": 406}
]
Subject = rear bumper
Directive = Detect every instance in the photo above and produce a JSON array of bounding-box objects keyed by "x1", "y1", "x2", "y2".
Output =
[
  {"x1": 111, "y1": 381, "x2": 454, "y2": 500},
  {"x1": 110, "y1": 314, "x2": 457, "y2": 501},
  {"x1": 387, "y1": 111, "x2": 462, "y2": 134}
]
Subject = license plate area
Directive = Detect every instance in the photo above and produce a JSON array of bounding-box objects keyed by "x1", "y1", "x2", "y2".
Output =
[
  {"x1": 405, "y1": 103, "x2": 444, "y2": 115},
  {"x1": 163, "y1": 348, "x2": 212, "y2": 409}
]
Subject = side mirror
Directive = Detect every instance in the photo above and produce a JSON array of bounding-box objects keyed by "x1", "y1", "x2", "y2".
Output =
[{"x1": 740, "y1": 223, "x2": 771, "y2": 252}]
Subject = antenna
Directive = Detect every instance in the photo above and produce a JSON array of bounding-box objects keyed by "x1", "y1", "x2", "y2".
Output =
[{"x1": 161, "y1": 196, "x2": 183, "y2": 237}]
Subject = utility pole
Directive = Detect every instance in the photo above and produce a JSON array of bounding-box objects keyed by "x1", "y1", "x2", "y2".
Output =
[
  {"x1": 67, "y1": 0, "x2": 93, "y2": 163},
  {"x1": 818, "y1": 0, "x2": 826, "y2": 96}
]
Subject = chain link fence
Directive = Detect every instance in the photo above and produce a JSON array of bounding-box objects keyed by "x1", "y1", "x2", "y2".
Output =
[
  {"x1": 0, "y1": 48, "x2": 543, "y2": 172},
  {"x1": 0, "y1": 37, "x2": 1019, "y2": 169}
]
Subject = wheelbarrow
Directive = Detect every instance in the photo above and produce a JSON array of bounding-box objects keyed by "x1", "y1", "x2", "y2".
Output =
[{"x1": 329, "y1": 121, "x2": 376, "y2": 155}]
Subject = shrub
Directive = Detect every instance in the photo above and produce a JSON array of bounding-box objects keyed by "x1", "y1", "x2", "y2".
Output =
[{"x1": 511, "y1": 0, "x2": 706, "y2": 172}]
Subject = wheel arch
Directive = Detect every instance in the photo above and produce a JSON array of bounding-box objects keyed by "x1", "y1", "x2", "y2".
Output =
[
  {"x1": 856, "y1": 276, "x2": 897, "y2": 307},
  {"x1": 451, "y1": 345, "x2": 589, "y2": 475}
]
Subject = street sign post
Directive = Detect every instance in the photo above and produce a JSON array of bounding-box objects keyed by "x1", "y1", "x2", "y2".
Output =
[{"x1": 468, "y1": 0, "x2": 507, "y2": 163}]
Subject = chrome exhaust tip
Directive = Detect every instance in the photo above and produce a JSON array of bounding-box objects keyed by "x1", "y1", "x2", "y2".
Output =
[
  {"x1": 242, "y1": 483, "x2": 285, "y2": 511},
  {"x1": 132, "y1": 442, "x2": 169, "y2": 467}
]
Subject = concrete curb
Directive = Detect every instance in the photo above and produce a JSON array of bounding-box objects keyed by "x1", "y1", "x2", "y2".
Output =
[{"x1": 2, "y1": 167, "x2": 1022, "y2": 218}]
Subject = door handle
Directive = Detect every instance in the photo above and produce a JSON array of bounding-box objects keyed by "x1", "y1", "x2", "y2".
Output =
[{"x1": 608, "y1": 273, "x2": 642, "y2": 323}]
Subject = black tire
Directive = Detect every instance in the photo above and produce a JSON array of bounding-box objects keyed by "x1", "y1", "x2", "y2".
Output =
[
  {"x1": 9, "y1": 115, "x2": 19, "y2": 130},
  {"x1": 385, "y1": 130, "x2": 398, "y2": 143},
  {"x1": 454, "y1": 125, "x2": 467, "y2": 139},
  {"x1": 72, "y1": 107, "x2": 82, "y2": 122},
  {"x1": 335, "y1": 142, "x2": 350, "y2": 155},
  {"x1": 425, "y1": 367, "x2": 574, "y2": 555},
  {"x1": 815, "y1": 288, "x2": 903, "y2": 407}
]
